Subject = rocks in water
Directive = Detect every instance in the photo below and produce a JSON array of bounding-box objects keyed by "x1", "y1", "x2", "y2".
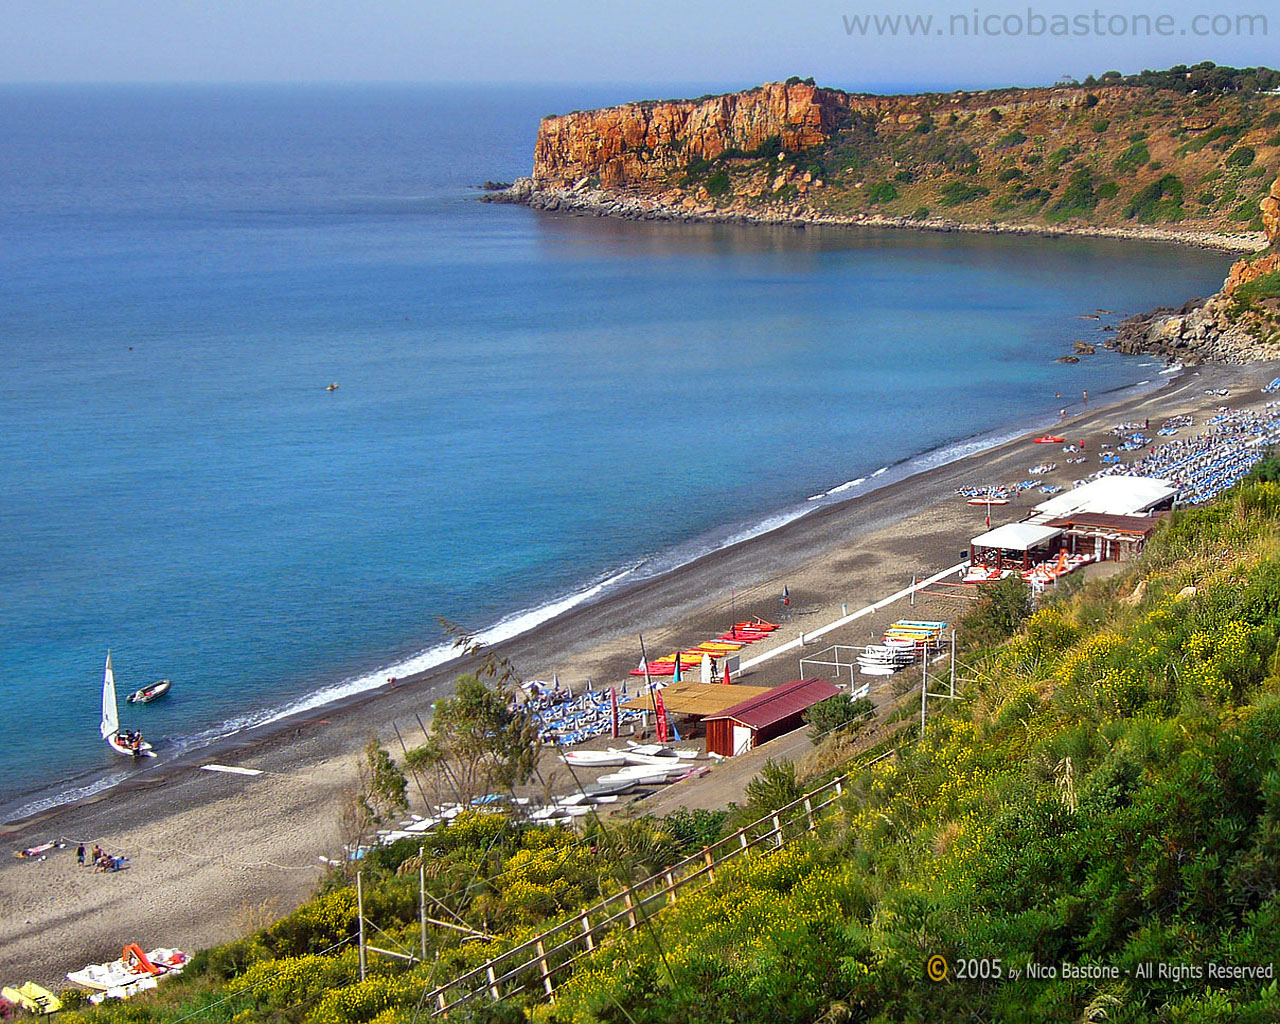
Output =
[
  {"x1": 1056, "y1": 355, "x2": 1080, "y2": 363},
  {"x1": 477, "y1": 180, "x2": 513, "y2": 191},
  {"x1": 1073, "y1": 340, "x2": 1096, "y2": 354}
]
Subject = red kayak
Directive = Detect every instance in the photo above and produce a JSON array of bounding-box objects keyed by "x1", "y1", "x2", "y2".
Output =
[{"x1": 1033, "y1": 436, "x2": 1065, "y2": 444}]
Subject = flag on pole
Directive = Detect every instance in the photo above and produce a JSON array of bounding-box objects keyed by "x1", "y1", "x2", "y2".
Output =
[
  {"x1": 673, "y1": 650, "x2": 682, "y2": 683},
  {"x1": 654, "y1": 688, "x2": 670, "y2": 743},
  {"x1": 610, "y1": 687, "x2": 619, "y2": 739}
]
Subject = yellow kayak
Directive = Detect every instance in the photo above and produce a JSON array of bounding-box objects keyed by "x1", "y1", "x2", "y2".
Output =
[{"x1": 3, "y1": 982, "x2": 62, "y2": 1014}]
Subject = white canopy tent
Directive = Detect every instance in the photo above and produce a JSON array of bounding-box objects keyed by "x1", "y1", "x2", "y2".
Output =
[
  {"x1": 969, "y1": 522, "x2": 1064, "y2": 571},
  {"x1": 1032, "y1": 477, "x2": 1176, "y2": 519}
]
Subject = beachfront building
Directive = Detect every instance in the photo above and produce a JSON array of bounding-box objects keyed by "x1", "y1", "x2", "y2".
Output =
[
  {"x1": 703, "y1": 678, "x2": 840, "y2": 757},
  {"x1": 1042, "y1": 511, "x2": 1162, "y2": 562},
  {"x1": 968, "y1": 522, "x2": 1064, "y2": 573}
]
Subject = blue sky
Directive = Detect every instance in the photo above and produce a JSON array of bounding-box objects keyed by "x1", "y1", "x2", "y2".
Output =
[{"x1": 3, "y1": 0, "x2": 1273, "y2": 89}]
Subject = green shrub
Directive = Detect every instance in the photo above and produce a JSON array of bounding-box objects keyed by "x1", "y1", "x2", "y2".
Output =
[
  {"x1": 960, "y1": 576, "x2": 1032, "y2": 649},
  {"x1": 867, "y1": 181, "x2": 899, "y2": 203},
  {"x1": 1115, "y1": 141, "x2": 1151, "y2": 174},
  {"x1": 1046, "y1": 166, "x2": 1099, "y2": 222},
  {"x1": 804, "y1": 694, "x2": 875, "y2": 739},
  {"x1": 1091, "y1": 118, "x2": 1111, "y2": 133},
  {"x1": 1126, "y1": 174, "x2": 1185, "y2": 221},
  {"x1": 1227, "y1": 145, "x2": 1257, "y2": 167},
  {"x1": 705, "y1": 169, "x2": 731, "y2": 196},
  {"x1": 938, "y1": 180, "x2": 991, "y2": 206},
  {"x1": 1097, "y1": 180, "x2": 1120, "y2": 199}
]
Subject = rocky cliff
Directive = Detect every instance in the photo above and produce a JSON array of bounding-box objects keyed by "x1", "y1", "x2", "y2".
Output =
[{"x1": 533, "y1": 82, "x2": 854, "y2": 189}]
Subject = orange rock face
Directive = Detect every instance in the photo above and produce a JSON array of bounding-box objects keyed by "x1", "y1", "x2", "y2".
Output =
[
  {"x1": 1261, "y1": 170, "x2": 1280, "y2": 246},
  {"x1": 1223, "y1": 251, "x2": 1280, "y2": 296},
  {"x1": 533, "y1": 82, "x2": 853, "y2": 187}
]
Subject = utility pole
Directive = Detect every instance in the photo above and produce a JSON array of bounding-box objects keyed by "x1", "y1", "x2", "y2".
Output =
[
  {"x1": 920, "y1": 640, "x2": 928, "y2": 730},
  {"x1": 357, "y1": 871, "x2": 367, "y2": 982},
  {"x1": 950, "y1": 629, "x2": 957, "y2": 698},
  {"x1": 419, "y1": 857, "x2": 428, "y2": 964}
]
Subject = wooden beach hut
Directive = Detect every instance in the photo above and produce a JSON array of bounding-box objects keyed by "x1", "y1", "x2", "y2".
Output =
[{"x1": 703, "y1": 678, "x2": 840, "y2": 757}]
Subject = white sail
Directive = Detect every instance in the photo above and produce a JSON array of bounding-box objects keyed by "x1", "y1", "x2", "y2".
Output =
[{"x1": 101, "y1": 652, "x2": 119, "y2": 740}]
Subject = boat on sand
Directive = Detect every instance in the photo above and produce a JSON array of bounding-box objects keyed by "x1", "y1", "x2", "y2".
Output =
[
  {"x1": 67, "y1": 946, "x2": 186, "y2": 997},
  {"x1": 101, "y1": 653, "x2": 155, "y2": 758},
  {"x1": 2, "y1": 982, "x2": 62, "y2": 1014}
]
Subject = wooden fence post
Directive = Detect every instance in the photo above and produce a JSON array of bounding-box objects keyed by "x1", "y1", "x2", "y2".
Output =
[
  {"x1": 664, "y1": 870, "x2": 677, "y2": 904},
  {"x1": 804, "y1": 797, "x2": 815, "y2": 830},
  {"x1": 623, "y1": 890, "x2": 638, "y2": 930},
  {"x1": 738, "y1": 828, "x2": 749, "y2": 852},
  {"x1": 536, "y1": 939, "x2": 553, "y2": 996},
  {"x1": 486, "y1": 965, "x2": 500, "y2": 1002},
  {"x1": 772, "y1": 814, "x2": 783, "y2": 848},
  {"x1": 703, "y1": 846, "x2": 716, "y2": 882},
  {"x1": 580, "y1": 911, "x2": 595, "y2": 951}
]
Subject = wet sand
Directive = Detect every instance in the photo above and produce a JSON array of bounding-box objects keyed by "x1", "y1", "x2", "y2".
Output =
[{"x1": 2, "y1": 358, "x2": 1274, "y2": 988}]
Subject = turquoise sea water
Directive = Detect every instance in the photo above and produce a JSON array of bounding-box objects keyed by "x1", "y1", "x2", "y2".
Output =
[{"x1": 0, "y1": 84, "x2": 1232, "y2": 815}]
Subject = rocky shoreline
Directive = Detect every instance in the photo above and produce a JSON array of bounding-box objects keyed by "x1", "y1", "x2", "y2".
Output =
[{"x1": 486, "y1": 178, "x2": 1269, "y2": 255}]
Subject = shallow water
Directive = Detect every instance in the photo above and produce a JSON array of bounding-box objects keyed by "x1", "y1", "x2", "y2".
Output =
[{"x1": 0, "y1": 83, "x2": 1232, "y2": 814}]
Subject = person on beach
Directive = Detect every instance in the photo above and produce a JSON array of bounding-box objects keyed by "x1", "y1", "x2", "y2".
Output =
[
  {"x1": 91, "y1": 844, "x2": 102, "y2": 864},
  {"x1": 1084, "y1": 390, "x2": 1089, "y2": 405},
  {"x1": 76, "y1": 843, "x2": 85, "y2": 866},
  {"x1": 1060, "y1": 408, "x2": 1066, "y2": 420}
]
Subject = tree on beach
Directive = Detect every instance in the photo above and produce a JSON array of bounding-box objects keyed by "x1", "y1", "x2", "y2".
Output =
[
  {"x1": 406, "y1": 673, "x2": 538, "y2": 806},
  {"x1": 340, "y1": 738, "x2": 409, "y2": 855}
]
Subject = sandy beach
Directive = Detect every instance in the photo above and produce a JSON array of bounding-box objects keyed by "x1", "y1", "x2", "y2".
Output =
[{"x1": 3, "y1": 357, "x2": 1276, "y2": 989}]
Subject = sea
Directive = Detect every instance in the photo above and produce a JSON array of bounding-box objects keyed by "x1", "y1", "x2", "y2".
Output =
[{"x1": 0, "y1": 83, "x2": 1234, "y2": 818}]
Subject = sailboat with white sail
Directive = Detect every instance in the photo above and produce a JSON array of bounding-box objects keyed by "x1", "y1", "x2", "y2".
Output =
[{"x1": 101, "y1": 652, "x2": 155, "y2": 757}]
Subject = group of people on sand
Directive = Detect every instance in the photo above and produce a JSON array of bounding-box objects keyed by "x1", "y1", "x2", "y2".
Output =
[{"x1": 77, "y1": 842, "x2": 129, "y2": 873}]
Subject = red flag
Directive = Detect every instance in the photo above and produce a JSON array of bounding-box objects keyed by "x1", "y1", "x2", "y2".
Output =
[
  {"x1": 654, "y1": 688, "x2": 670, "y2": 743},
  {"x1": 610, "y1": 686, "x2": 619, "y2": 739}
]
